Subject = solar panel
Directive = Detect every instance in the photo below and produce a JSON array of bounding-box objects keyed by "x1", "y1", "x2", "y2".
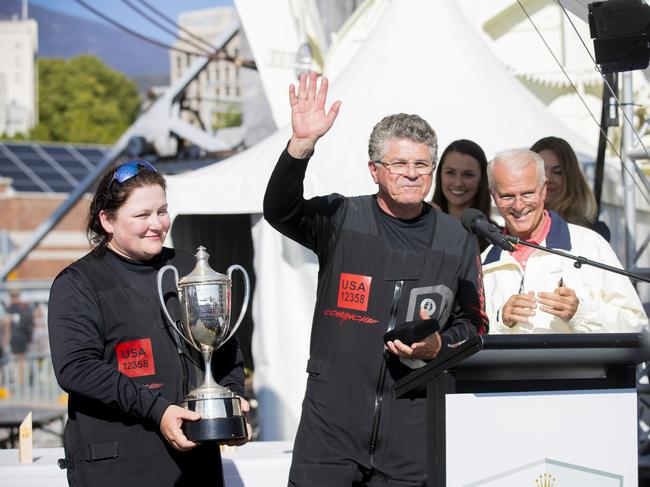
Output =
[
  {"x1": 0, "y1": 141, "x2": 222, "y2": 194},
  {"x1": 10, "y1": 179, "x2": 41, "y2": 192},
  {"x1": 7, "y1": 145, "x2": 37, "y2": 156},
  {"x1": 0, "y1": 142, "x2": 109, "y2": 193},
  {"x1": 76, "y1": 148, "x2": 105, "y2": 159}
]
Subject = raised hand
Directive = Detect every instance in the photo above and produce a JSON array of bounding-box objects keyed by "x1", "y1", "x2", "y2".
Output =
[{"x1": 288, "y1": 71, "x2": 341, "y2": 159}]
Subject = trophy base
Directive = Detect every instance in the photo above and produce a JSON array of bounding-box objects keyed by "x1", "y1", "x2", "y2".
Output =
[
  {"x1": 181, "y1": 395, "x2": 247, "y2": 443},
  {"x1": 182, "y1": 415, "x2": 247, "y2": 443}
]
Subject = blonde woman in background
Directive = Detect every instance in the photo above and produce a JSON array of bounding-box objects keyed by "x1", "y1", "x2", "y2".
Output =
[{"x1": 531, "y1": 136, "x2": 610, "y2": 241}]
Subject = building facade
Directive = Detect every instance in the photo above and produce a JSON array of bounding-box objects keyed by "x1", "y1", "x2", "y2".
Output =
[
  {"x1": 0, "y1": 178, "x2": 91, "y2": 283},
  {"x1": 170, "y1": 6, "x2": 243, "y2": 132},
  {"x1": 0, "y1": 18, "x2": 38, "y2": 137}
]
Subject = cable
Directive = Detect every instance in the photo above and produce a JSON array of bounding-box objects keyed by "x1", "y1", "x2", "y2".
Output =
[
  {"x1": 120, "y1": 0, "x2": 215, "y2": 56},
  {"x1": 74, "y1": 0, "x2": 206, "y2": 56},
  {"x1": 516, "y1": 0, "x2": 650, "y2": 207},
  {"x1": 557, "y1": 0, "x2": 650, "y2": 160},
  {"x1": 73, "y1": 0, "x2": 245, "y2": 66},
  {"x1": 555, "y1": 0, "x2": 650, "y2": 203},
  {"x1": 137, "y1": 0, "x2": 218, "y2": 53},
  {"x1": 516, "y1": 1, "x2": 617, "y2": 157}
]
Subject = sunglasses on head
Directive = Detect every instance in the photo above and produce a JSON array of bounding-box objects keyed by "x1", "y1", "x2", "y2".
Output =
[{"x1": 109, "y1": 160, "x2": 158, "y2": 188}]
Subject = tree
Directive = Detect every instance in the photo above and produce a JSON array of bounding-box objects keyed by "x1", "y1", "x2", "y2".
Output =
[{"x1": 29, "y1": 55, "x2": 140, "y2": 144}]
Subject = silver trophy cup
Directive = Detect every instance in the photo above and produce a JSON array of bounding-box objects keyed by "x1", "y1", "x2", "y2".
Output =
[{"x1": 157, "y1": 246, "x2": 250, "y2": 442}]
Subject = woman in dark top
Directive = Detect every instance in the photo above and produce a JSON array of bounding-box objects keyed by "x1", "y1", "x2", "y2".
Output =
[
  {"x1": 48, "y1": 160, "x2": 249, "y2": 487},
  {"x1": 432, "y1": 139, "x2": 494, "y2": 250}
]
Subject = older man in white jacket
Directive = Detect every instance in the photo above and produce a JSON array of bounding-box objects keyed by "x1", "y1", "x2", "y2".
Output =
[{"x1": 482, "y1": 149, "x2": 647, "y2": 334}]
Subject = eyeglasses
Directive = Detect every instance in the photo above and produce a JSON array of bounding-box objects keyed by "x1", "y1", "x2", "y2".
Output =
[
  {"x1": 109, "y1": 160, "x2": 158, "y2": 188},
  {"x1": 374, "y1": 160, "x2": 435, "y2": 175},
  {"x1": 493, "y1": 188, "x2": 542, "y2": 208}
]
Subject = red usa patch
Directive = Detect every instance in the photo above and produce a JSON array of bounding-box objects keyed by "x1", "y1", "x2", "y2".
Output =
[
  {"x1": 115, "y1": 338, "x2": 156, "y2": 378},
  {"x1": 337, "y1": 273, "x2": 372, "y2": 311}
]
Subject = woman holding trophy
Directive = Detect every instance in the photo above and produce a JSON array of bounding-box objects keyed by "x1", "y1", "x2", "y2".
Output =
[{"x1": 48, "y1": 160, "x2": 250, "y2": 487}]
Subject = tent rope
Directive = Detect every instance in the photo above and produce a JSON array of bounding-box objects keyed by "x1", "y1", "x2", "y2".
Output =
[{"x1": 516, "y1": 0, "x2": 650, "y2": 207}]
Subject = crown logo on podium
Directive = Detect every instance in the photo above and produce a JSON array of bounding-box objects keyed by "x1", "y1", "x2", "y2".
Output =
[{"x1": 535, "y1": 473, "x2": 556, "y2": 487}]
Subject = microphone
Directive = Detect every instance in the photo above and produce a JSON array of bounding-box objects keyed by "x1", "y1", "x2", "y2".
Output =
[{"x1": 461, "y1": 209, "x2": 516, "y2": 252}]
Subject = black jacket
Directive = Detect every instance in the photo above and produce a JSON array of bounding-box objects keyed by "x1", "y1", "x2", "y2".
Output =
[
  {"x1": 48, "y1": 247, "x2": 245, "y2": 487},
  {"x1": 264, "y1": 149, "x2": 487, "y2": 485}
]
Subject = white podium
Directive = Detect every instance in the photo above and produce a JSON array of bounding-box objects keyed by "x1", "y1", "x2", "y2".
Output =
[{"x1": 394, "y1": 333, "x2": 648, "y2": 487}]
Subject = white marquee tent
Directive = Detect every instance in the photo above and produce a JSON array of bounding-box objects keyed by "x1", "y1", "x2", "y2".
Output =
[{"x1": 166, "y1": 0, "x2": 596, "y2": 440}]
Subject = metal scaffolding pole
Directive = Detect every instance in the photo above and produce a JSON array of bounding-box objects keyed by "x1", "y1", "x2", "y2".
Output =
[{"x1": 621, "y1": 71, "x2": 637, "y2": 270}]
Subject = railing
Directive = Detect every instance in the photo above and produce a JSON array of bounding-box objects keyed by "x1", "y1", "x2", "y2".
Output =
[{"x1": 0, "y1": 352, "x2": 65, "y2": 405}]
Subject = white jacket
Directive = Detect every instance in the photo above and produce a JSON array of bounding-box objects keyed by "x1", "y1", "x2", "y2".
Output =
[{"x1": 481, "y1": 212, "x2": 647, "y2": 334}]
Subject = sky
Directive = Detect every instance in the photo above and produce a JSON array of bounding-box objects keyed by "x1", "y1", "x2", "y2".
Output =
[{"x1": 28, "y1": 0, "x2": 234, "y2": 41}]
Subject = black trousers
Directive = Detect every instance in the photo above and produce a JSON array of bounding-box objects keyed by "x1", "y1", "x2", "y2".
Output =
[{"x1": 288, "y1": 462, "x2": 425, "y2": 487}]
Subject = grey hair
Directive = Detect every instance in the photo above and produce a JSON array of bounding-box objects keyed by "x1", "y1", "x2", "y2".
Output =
[
  {"x1": 487, "y1": 149, "x2": 546, "y2": 191},
  {"x1": 368, "y1": 113, "x2": 438, "y2": 163}
]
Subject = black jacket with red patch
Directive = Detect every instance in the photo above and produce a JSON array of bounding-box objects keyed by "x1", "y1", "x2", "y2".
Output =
[
  {"x1": 48, "y1": 247, "x2": 244, "y2": 487},
  {"x1": 264, "y1": 149, "x2": 487, "y2": 485}
]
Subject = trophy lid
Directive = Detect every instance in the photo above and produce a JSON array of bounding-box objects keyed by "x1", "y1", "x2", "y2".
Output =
[{"x1": 177, "y1": 246, "x2": 229, "y2": 286}]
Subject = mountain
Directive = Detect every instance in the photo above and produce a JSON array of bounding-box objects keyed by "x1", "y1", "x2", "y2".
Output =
[{"x1": 0, "y1": 0, "x2": 170, "y2": 78}]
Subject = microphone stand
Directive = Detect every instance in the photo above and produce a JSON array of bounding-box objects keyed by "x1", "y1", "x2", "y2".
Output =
[{"x1": 504, "y1": 236, "x2": 650, "y2": 284}]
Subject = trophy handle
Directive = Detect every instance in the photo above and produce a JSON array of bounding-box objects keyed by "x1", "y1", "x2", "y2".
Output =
[
  {"x1": 223, "y1": 264, "x2": 250, "y2": 344},
  {"x1": 157, "y1": 265, "x2": 200, "y2": 352}
]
